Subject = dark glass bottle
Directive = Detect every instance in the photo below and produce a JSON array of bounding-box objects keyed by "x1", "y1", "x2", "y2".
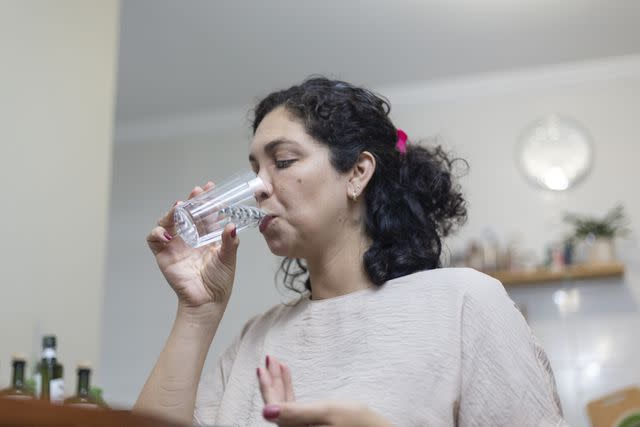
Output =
[
  {"x1": 0, "y1": 354, "x2": 35, "y2": 399},
  {"x1": 35, "y1": 335, "x2": 64, "y2": 402},
  {"x1": 63, "y1": 362, "x2": 106, "y2": 408}
]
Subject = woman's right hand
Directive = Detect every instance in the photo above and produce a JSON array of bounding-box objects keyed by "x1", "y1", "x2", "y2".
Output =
[{"x1": 146, "y1": 182, "x2": 239, "y2": 309}]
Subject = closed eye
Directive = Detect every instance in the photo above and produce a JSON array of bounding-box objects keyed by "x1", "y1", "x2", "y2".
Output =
[{"x1": 275, "y1": 159, "x2": 296, "y2": 169}]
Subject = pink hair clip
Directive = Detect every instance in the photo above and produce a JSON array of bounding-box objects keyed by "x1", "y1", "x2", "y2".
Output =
[{"x1": 396, "y1": 129, "x2": 408, "y2": 154}]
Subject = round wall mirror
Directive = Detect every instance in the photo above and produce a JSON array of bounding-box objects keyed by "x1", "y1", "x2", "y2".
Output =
[{"x1": 517, "y1": 114, "x2": 594, "y2": 191}]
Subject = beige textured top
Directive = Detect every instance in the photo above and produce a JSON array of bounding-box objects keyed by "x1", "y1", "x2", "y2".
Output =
[{"x1": 194, "y1": 268, "x2": 567, "y2": 427}]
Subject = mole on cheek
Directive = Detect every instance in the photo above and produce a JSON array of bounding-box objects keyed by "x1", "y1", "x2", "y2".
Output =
[{"x1": 297, "y1": 179, "x2": 302, "y2": 184}]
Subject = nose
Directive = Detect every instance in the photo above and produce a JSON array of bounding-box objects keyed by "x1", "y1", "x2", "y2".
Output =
[{"x1": 255, "y1": 172, "x2": 273, "y2": 203}]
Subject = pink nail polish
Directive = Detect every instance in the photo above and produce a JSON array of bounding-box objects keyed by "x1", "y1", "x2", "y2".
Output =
[
  {"x1": 231, "y1": 227, "x2": 237, "y2": 238},
  {"x1": 263, "y1": 404, "x2": 280, "y2": 419},
  {"x1": 265, "y1": 355, "x2": 270, "y2": 368},
  {"x1": 256, "y1": 367, "x2": 261, "y2": 377},
  {"x1": 163, "y1": 232, "x2": 173, "y2": 241}
]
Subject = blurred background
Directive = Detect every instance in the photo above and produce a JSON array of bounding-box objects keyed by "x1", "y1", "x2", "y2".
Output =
[{"x1": 2, "y1": 1, "x2": 640, "y2": 425}]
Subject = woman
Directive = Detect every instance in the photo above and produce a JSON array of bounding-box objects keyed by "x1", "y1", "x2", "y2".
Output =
[{"x1": 136, "y1": 78, "x2": 566, "y2": 426}]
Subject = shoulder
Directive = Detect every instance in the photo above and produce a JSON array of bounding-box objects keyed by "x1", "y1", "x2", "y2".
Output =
[
  {"x1": 238, "y1": 295, "x2": 308, "y2": 339},
  {"x1": 388, "y1": 267, "x2": 505, "y2": 298},
  {"x1": 388, "y1": 268, "x2": 514, "y2": 320}
]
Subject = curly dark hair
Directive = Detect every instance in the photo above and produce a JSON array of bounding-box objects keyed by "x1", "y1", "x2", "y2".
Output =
[{"x1": 252, "y1": 77, "x2": 468, "y2": 293}]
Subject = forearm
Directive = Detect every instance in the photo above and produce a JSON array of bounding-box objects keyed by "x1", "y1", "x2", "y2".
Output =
[{"x1": 133, "y1": 302, "x2": 226, "y2": 424}]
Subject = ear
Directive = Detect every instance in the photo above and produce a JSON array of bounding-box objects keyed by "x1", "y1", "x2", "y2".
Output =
[{"x1": 348, "y1": 151, "x2": 376, "y2": 200}]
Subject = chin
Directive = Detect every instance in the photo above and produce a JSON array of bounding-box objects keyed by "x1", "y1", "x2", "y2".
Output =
[
  {"x1": 264, "y1": 235, "x2": 304, "y2": 258},
  {"x1": 264, "y1": 237, "x2": 290, "y2": 257}
]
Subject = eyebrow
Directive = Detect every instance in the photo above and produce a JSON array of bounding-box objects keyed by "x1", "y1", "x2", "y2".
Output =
[{"x1": 248, "y1": 138, "x2": 298, "y2": 163}]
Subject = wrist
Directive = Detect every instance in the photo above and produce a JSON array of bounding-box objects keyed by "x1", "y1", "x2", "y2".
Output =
[{"x1": 177, "y1": 300, "x2": 227, "y2": 326}]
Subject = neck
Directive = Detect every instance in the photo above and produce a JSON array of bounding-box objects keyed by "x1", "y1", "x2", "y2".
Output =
[{"x1": 305, "y1": 222, "x2": 373, "y2": 300}]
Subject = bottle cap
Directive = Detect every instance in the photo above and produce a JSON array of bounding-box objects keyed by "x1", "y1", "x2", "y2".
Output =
[
  {"x1": 11, "y1": 353, "x2": 28, "y2": 362},
  {"x1": 42, "y1": 335, "x2": 57, "y2": 349},
  {"x1": 77, "y1": 360, "x2": 93, "y2": 370}
]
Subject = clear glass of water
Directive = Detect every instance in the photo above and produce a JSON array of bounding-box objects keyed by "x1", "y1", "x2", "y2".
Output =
[{"x1": 173, "y1": 171, "x2": 267, "y2": 248}]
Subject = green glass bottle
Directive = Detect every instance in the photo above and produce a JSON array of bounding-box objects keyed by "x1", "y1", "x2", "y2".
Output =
[
  {"x1": 63, "y1": 362, "x2": 106, "y2": 408},
  {"x1": 0, "y1": 354, "x2": 36, "y2": 399},
  {"x1": 34, "y1": 335, "x2": 64, "y2": 402}
]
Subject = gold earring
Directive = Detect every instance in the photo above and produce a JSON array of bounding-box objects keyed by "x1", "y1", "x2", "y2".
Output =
[{"x1": 351, "y1": 184, "x2": 361, "y2": 201}]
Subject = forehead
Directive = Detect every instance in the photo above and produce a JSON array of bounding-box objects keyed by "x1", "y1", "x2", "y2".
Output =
[{"x1": 251, "y1": 107, "x2": 311, "y2": 151}]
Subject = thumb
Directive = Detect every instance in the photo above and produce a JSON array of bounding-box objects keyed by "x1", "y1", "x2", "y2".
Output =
[
  {"x1": 217, "y1": 223, "x2": 239, "y2": 267},
  {"x1": 263, "y1": 402, "x2": 330, "y2": 425}
]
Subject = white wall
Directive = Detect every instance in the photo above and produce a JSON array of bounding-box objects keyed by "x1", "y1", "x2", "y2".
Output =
[
  {"x1": 101, "y1": 125, "x2": 286, "y2": 406},
  {"x1": 105, "y1": 57, "x2": 640, "y2": 426},
  {"x1": 0, "y1": 1, "x2": 119, "y2": 395},
  {"x1": 388, "y1": 61, "x2": 640, "y2": 427}
]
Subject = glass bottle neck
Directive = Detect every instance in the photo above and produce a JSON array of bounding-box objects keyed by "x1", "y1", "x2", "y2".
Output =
[
  {"x1": 77, "y1": 369, "x2": 91, "y2": 397},
  {"x1": 12, "y1": 361, "x2": 25, "y2": 389},
  {"x1": 41, "y1": 347, "x2": 57, "y2": 360}
]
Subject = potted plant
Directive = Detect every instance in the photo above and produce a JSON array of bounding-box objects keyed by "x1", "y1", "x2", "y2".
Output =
[{"x1": 563, "y1": 204, "x2": 629, "y2": 264}]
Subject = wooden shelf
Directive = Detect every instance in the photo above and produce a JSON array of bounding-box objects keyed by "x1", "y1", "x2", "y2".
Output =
[{"x1": 487, "y1": 262, "x2": 625, "y2": 287}]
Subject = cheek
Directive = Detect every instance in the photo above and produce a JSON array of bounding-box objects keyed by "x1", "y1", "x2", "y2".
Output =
[
  {"x1": 277, "y1": 166, "x2": 344, "y2": 227},
  {"x1": 281, "y1": 177, "x2": 311, "y2": 203},
  {"x1": 278, "y1": 179, "x2": 318, "y2": 226}
]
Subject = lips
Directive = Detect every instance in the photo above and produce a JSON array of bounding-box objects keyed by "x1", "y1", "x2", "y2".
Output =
[{"x1": 259, "y1": 215, "x2": 276, "y2": 233}]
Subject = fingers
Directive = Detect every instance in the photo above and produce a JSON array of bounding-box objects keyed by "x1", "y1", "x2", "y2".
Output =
[
  {"x1": 157, "y1": 200, "x2": 181, "y2": 229},
  {"x1": 146, "y1": 225, "x2": 173, "y2": 254},
  {"x1": 257, "y1": 355, "x2": 294, "y2": 405},
  {"x1": 267, "y1": 355, "x2": 284, "y2": 387},
  {"x1": 263, "y1": 401, "x2": 385, "y2": 427},
  {"x1": 263, "y1": 401, "x2": 331, "y2": 425},
  {"x1": 217, "y1": 222, "x2": 239, "y2": 267},
  {"x1": 266, "y1": 356, "x2": 286, "y2": 406},
  {"x1": 281, "y1": 363, "x2": 295, "y2": 402},
  {"x1": 188, "y1": 181, "x2": 214, "y2": 199},
  {"x1": 156, "y1": 181, "x2": 215, "y2": 231},
  {"x1": 188, "y1": 184, "x2": 203, "y2": 199},
  {"x1": 257, "y1": 366, "x2": 271, "y2": 404},
  {"x1": 258, "y1": 355, "x2": 282, "y2": 404}
]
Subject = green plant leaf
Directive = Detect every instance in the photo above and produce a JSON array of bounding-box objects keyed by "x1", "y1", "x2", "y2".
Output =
[{"x1": 563, "y1": 204, "x2": 629, "y2": 239}]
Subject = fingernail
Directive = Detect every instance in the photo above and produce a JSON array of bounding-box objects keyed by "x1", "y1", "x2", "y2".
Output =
[
  {"x1": 263, "y1": 404, "x2": 280, "y2": 419},
  {"x1": 163, "y1": 232, "x2": 173, "y2": 241},
  {"x1": 265, "y1": 355, "x2": 270, "y2": 368},
  {"x1": 256, "y1": 367, "x2": 261, "y2": 378},
  {"x1": 231, "y1": 227, "x2": 237, "y2": 238}
]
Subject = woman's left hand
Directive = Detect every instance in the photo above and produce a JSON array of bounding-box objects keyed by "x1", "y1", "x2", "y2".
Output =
[
  {"x1": 262, "y1": 401, "x2": 394, "y2": 427},
  {"x1": 257, "y1": 356, "x2": 394, "y2": 427}
]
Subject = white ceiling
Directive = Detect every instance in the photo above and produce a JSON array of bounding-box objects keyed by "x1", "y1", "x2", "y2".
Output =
[{"x1": 115, "y1": 0, "x2": 640, "y2": 124}]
